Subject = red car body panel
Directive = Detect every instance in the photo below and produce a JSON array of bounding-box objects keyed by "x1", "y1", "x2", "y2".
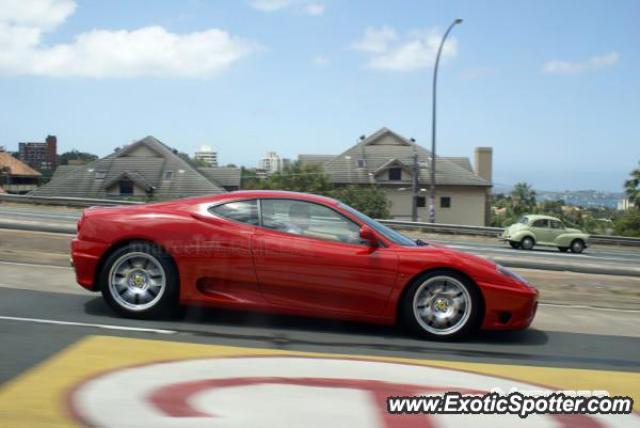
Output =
[{"x1": 71, "y1": 190, "x2": 538, "y2": 329}]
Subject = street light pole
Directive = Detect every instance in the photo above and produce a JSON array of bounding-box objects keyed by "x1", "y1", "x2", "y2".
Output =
[{"x1": 429, "y1": 18, "x2": 463, "y2": 223}]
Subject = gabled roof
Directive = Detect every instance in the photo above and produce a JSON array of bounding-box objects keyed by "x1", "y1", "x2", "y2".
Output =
[
  {"x1": 441, "y1": 157, "x2": 473, "y2": 172},
  {"x1": 0, "y1": 152, "x2": 41, "y2": 177},
  {"x1": 372, "y1": 158, "x2": 412, "y2": 176},
  {"x1": 104, "y1": 171, "x2": 154, "y2": 192},
  {"x1": 30, "y1": 136, "x2": 226, "y2": 199},
  {"x1": 297, "y1": 154, "x2": 335, "y2": 167},
  {"x1": 321, "y1": 127, "x2": 489, "y2": 187},
  {"x1": 198, "y1": 167, "x2": 241, "y2": 188}
]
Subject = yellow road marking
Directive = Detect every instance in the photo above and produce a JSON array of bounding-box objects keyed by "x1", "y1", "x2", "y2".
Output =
[{"x1": 0, "y1": 335, "x2": 638, "y2": 428}]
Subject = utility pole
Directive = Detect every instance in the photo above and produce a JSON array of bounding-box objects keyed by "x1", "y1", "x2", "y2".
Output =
[
  {"x1": 429, "y1": 18, "x2": 463, "y2": 223},
  {"x1": 411, "y1": 152, "x2": 419, "y2": 221}
]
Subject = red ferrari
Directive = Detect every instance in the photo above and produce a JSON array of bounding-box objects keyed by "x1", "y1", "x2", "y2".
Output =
[{"x1": 71, "y1": 190, "x2": 538, "y2": 339}]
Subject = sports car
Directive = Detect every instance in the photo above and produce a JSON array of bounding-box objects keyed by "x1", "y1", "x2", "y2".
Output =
[{"x1": 71, "y1": 190, "x2": 538, "y2": 339}]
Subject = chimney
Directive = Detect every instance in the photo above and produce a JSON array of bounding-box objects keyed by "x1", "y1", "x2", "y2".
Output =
[{"x1": 474, "y1": 147, "x2": 492, "y2": 184}]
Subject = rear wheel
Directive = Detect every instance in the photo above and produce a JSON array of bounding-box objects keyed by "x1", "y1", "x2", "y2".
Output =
[
  {"x1": 99, "y1": 242, "x2": 179, "y2": 319},
  {"x1": 521, "y1": 236, "x2": 535, "y2": 250},
  {"x1": 509, "y1": 241, "x2": 520, "y2": 249},
  {"x1": 570, "y1": 239, "x2": 585, "y2": 254},
  {"x1": 400, "y1": 270, "x2": 482, "y2": 340}
]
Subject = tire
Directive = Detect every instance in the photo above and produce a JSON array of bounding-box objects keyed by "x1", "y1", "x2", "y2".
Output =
[
  {"x1": 558, "y1": 247, "x2": 569, "y2": 252},
  {"x1": 99, "y1": 241, "x2": 179, "y2": 319},
  {"x1": 570, "y1": 239, "x2": 585, "y2": 254},
  {"x1": 400, "y1": 270, "x2": 482, "y2": 340},
  {"x1": 521, "y1": 236, "x2": 535, "y2": 250},
  {"x1": 509, "y1": 241, "x2": 521, "y2": 249}
]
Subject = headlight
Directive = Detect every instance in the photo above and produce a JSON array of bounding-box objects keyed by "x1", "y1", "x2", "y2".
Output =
[{"x1": 497, "y1": 264, "x2": 528, "y2": 285}]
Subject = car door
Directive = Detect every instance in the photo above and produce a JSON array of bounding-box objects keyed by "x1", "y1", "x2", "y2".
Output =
[
  {"x1": 531, "y1": 219, "x2": 552, "y2": 244},
  {"x1": 251, "y1": 198, "x2": 399, "y2": 316},
  {"x1": 548, "y1": 220, "x2": 564, "y2": 243},
  {"x1": 187, "y1": 199, "x2": 262, "y2": 304}
]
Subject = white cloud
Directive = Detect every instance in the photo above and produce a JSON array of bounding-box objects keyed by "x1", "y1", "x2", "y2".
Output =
[
  {"x1": 0, "y1": 0, "x2": 258, "y2": 78},
  {"x1": 312, "y1": 55, "x2": 329, "y2": 65},
  {"x1": 248, "y1": 0, "x2": 325, "y2": 15},
  {"x1": 542, "y1": 51, "x2": 620, "y2": 75},
  {"x1": 352, "y1": 26, "x2": 457, "y2": 72},
  {"x1": 0, "y1": 0, "x2": 75, "y2": 29},
  {"x1": 351, "y1": 26, "x2": 396, "y2": 53},
  {"x1": 303, "y1": 2, "x2": 325, "y2": 16}
]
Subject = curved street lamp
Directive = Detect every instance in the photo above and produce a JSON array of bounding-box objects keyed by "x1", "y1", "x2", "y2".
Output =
[{"x1": 428, "y1": 18, "x2": 463, "y2": 223}]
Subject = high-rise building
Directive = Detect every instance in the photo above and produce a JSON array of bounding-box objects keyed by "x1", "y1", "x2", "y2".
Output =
[
  {"x1": 19, "y1": 135, "x2": 57, "y2": 170},
  {"x1": 194, "y1": 145, "x2": 218, "y2": 167},
  {"x1": 259, "y1": 151, "x2": 290, "y2": 174}
]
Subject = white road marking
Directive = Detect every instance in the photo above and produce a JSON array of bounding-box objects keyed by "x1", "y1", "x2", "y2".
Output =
[
  {"x1": 0, "y1": 315, "x2": 176, "y2": 335},
  {"x1": 0, "y1": 260, "x2": 72, "y2": 270}
]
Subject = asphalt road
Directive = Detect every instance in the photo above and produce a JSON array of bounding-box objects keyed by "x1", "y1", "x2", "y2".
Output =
[{"x1": 1, "y1": 284, "x2": 639, "y2": 381}]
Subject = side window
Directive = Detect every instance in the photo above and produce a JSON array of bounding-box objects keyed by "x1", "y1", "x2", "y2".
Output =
[
  {"x1": 550, "y1": 220, "x2": 563, "y2": 229},
  {"x1": 261, "y1": 199, "x2": 361, "y2": 244},
  {"x1": 532, "y1": 219, "x2": 549, "y2": 228},
  {"x1": 209, "y1": 200, "x2": 259, "y2": 225}
]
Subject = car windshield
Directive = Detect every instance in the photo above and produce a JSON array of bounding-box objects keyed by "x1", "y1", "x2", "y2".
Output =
[
  {"x1": 338, "y1": 203, "x2": 417, "y2": 247},
  {"x1": 518, "y1": 216, "x2": 529, "y2": 225}
]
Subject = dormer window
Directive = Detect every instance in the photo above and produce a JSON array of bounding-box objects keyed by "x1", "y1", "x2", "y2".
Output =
[
  {"x1": 388, "y1": 167, "x2": 402, "y2": 181},
  {"x1": 356, "y1": 159, "x2": 366, "y2": 168},
  {"x1": 119, "y1": 179, "x2": 134, "y2": 196},
  {"x1": 164, "y1": 170, "x2": 174, "y2": 180},
  {"x1": 95, "y1": 171, "x2": 106, "y2": 179}
]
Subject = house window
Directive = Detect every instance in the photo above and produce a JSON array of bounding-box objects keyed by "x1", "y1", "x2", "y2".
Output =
[
  {"x1": 164, "y1": 170, "x2": 174, "y2": 180},
  {"x1": 388, "y1": 168, "x2": 402, "y2": 181},
  {"x1": 356, "y1": 159, "x2": 366, "y2": 168},
  {"x1": 416, "y1": 196, "x2": 426, "y2": 208},
  {"x1": 440, "y1": 196, "x2": 451, "y2": 208},
  {"x1": 119, "y1": 179, "x2": 134, "y2": 196}
]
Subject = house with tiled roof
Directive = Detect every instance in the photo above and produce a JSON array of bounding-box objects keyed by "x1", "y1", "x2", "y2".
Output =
[
  {"x1": 299, "y1": 127, "x2": 492, "y2": 226},
  {"x1": 30, "y1": 136, "x2": 240, "y2": 200},
  {"x1": 0, "y1": 150, "x2": 42, "y2": 194}
]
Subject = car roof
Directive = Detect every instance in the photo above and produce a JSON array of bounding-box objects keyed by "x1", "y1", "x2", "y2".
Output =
[
  {"x1": 522, "y1": 214, "x2": 561, "y2": 221},
  {"x1": 172, "y1": 190, "x2": 341, "y2": 208}
]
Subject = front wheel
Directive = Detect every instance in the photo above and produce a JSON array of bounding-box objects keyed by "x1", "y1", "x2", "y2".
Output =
[
  {"x1": 400, "y1": 270, "x2": 482, "y2": 340},
  {"x1": 521, "y1": 237, "x2": 535, "y2": 250},
  {"x1": 509, "y1": 241, "x2": 520, "y2": 249},
  {"x1": 99, "y1": 242, "x2": 179, "y2": 319},
  {"x1": 570, "y1": 239, "x2": 585, "y2": 254}
]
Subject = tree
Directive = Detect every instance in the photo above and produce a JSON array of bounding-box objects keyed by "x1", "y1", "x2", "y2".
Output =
[
  {"x1": 624, "y1": 161, "x2": 640, "y2": 209},
  {"x1": 511, "y1": 182, "x2": 537, "y2": 214},
  {"x1": 329, "y1": 186, "x2": 390, "y2": 219},
  {"x1": 257, "y1": 162, "x2": 333, "y2": 194},
  {"x1": 245, "y1": 161, "x2": 390, "y2": 218},
  {"x1": 614, "y1": 209, "x2": 640, "y2": 237},
  {"x1": 58, "y1": 150, "x2": 98, "y2": 165}
]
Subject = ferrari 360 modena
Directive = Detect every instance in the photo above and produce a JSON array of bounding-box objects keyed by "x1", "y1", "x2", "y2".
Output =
[{"x1": 71, "y1": 190, "x2": 538, "y2": 339}]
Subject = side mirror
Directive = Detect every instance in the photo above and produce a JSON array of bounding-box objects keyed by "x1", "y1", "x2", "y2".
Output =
[{"x1": 359, "y1": 225, "x2": 379, "y2": 248}]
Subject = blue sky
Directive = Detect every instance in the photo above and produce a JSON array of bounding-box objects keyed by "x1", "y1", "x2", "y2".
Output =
[{"x1": 0, "y1": 0, "x2": 638, "y2": 192}]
